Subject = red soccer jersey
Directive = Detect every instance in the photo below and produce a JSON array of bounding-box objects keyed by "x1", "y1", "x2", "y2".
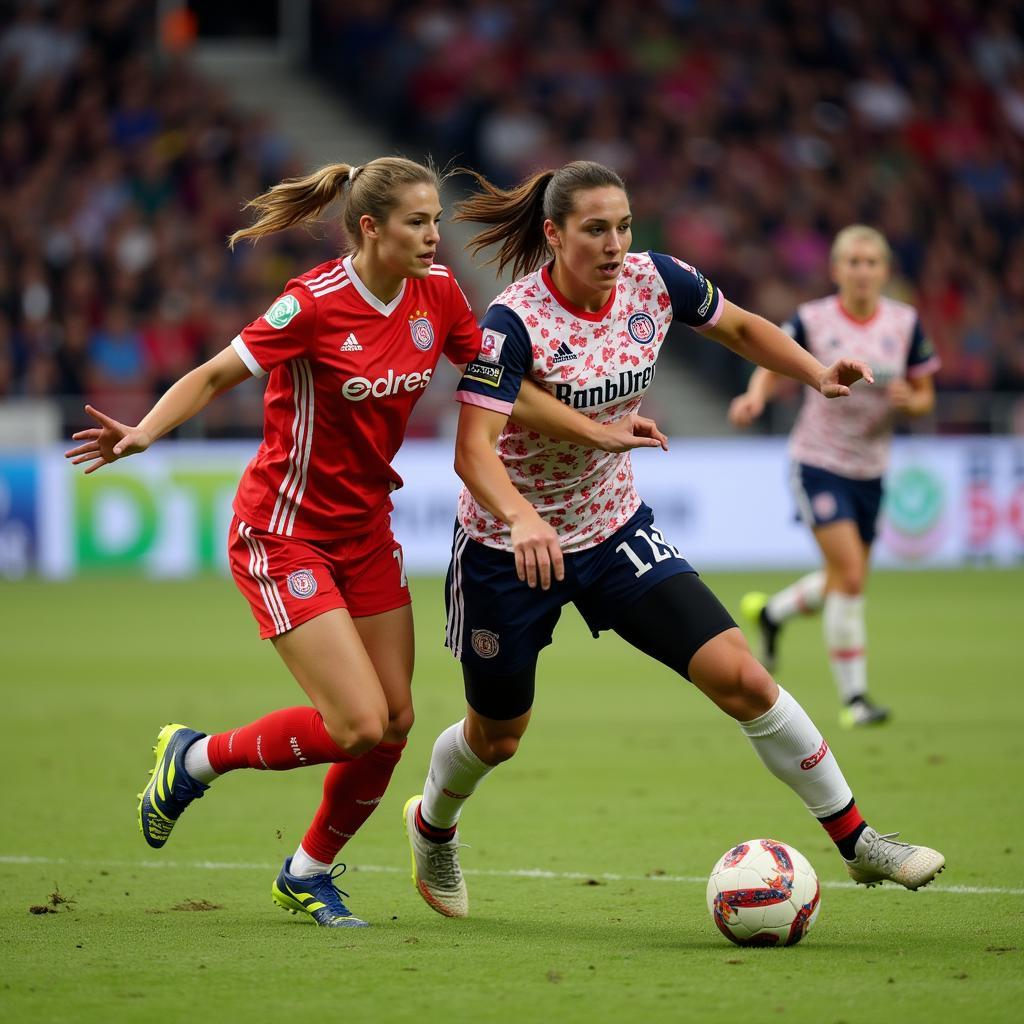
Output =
[{"x1": 231, "y1": 255, "x2": 481, "y2": 538}]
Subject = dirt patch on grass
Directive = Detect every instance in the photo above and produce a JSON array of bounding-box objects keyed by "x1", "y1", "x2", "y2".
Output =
[
  {"x1": 171, "y1": 898, "x2": 224, "y2": 912},
  {"x1": 30, "y1": 885, "x2": 76, "y2": 915}
]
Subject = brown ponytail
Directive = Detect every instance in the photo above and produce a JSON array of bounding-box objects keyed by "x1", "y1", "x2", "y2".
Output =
[
  {"x1": 454, "y1": 161, "x2": 626, "y2": 279},
  {"x1": 228, "y1": 157, "x2": 442, "y2": 250}
]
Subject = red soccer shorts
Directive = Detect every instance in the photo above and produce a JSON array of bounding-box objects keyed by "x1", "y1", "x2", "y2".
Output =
[{"x1": 228, "y1": 514, "x2": 411, "y2": 638}]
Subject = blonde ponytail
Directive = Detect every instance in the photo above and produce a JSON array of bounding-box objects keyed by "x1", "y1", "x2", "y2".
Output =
[{"x1": 228, "y1": 157, "x2": 441, "y2": 251}]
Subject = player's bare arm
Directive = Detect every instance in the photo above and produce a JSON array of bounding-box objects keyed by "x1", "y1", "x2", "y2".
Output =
[
  {"x1": 65, "y1": 346, "x2": 251, "y2": 473},
  {"x1": 887, "y1": 374, "x2": 935, "y2": 416},
  {"x1": 707, "y1": 301, "x2": 873, "y2": 398},
  {"x1": 728, "y1": 366, "x2": 783, "y2": 427},
  {"x1": 454, "y1": 403, "x2": 564, "y2": 590},
  {"x1": 511, "y1": 379, "x2": 668, "y2": 452}
]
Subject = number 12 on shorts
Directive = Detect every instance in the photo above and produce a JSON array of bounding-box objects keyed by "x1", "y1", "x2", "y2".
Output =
[{"x1": 615, "y1": 526, "x2": 683, "y2": 578}]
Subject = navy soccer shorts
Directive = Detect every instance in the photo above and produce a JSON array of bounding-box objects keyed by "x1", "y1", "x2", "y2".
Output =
[
  {"x1": 790, "y1": 462, "x2": 884, "y2": 545},
  {"x1": 446, "y1": 503, "x2": 698, "y2": 676}
]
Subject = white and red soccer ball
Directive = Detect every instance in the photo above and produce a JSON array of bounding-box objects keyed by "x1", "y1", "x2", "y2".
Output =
[{"x1": 706, "y1": 839, "x2": 820, "y2": 946}]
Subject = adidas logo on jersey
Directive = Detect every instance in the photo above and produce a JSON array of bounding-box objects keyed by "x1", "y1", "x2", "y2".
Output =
[
  {"x1": 552, "y1": 341, "x2": 577, "y2": 364},
  {"x1": 340, "y1": 333, "x2": 363, "y2": 352}
]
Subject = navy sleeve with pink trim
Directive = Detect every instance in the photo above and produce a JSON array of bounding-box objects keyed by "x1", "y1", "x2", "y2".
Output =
[
  {"x1": 441, "y1": 274, "x2": 484, "y2": 365},
  {"x1": 649, "y1": 252, "x2": 723, "y2": 329},
  {"x1": 232, "y1": 284, "x2": 316, "y2": 377},
  {"x1": 906, "y1": 317, "x2": 941, "y2": 378},
  {"x1": 454, "y1": 304, "x2": 532, "y2": 416}
]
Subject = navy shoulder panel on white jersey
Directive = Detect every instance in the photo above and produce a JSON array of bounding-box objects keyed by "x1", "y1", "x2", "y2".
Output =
[{"x1": 649, "y1": 252, "x2": 720, "y2": 328}]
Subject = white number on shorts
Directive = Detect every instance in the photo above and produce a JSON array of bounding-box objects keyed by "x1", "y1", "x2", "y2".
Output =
[
  {"x1": 615, "y1": 540, "x2": 652, "y2": 577},
  {"x1": 648, "y1": 526, "x2": 682, "y2": 558},
  {"x1": 616, "y1": 526, "x2": 684, "y2": 578},
  {"x1": 393, "y1": 547, "x2": 408, "y2": 588}
]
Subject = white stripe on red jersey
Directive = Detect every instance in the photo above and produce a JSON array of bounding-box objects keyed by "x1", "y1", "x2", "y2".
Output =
[{"x1": 231, "y1": 256, "x2": 482, "y2": 538}]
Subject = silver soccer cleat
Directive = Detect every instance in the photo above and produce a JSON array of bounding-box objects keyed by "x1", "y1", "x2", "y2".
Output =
[
  {"x1": 845, "y1": 826, "x2": 945, "y2": 890},
  {"x1": 403, "y1": 795, "x2": 469, "y2": 918}
]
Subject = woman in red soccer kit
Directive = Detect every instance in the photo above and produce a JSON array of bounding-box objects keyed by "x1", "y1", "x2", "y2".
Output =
[{"x1": 66, "y1": 157, "x2": 663, "y2": 927}]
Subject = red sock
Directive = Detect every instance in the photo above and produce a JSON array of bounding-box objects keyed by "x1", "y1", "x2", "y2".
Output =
[
  {"x1": 817, "y1": 798, "x2": 867, "y2": 859},
  {"x1": 207, "y1": 706, "x2": 352, "y2": 773},
  {"x1": 301, "y1": 740, "x2": 407, "y2": 863}
]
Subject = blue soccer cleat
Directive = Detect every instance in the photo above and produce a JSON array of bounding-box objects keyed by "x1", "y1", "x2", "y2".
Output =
[
  {"x1": 137, "y1": 723, "x2": 209, "y2": 849},
  {"x1": 271, "y1": 858, "x2": 369, "y2": 928}
]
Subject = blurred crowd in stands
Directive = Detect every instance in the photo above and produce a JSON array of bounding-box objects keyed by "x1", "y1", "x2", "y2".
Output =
[
  {"x1": 311, "y1": 0, "x2": 1024, "y2": 428},
  {"x1": 0, "y1": 0, "x2": 336, "y2": 436},
  {"x1": 1, "y1": 0, "x2": 1022, "y2": 437}
]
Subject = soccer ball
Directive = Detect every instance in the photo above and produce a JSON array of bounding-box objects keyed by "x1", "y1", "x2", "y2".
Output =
[{"x1": 706, "y1": 838, "x2": 820, "y2": 946}]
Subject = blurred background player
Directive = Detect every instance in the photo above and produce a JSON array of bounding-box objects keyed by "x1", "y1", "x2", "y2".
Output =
[
  {"x1": 65, "y1": 154, "x2": 658, "y2": 928},
  {"x1": 729, "y1": 226, "x2": 940, "y2": 728},
  {"x1": 402, "y1": 161, "x2": 944, "y2": 919}
]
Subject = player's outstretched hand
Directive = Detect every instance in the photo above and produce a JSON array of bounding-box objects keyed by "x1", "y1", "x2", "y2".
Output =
[
  {"x1": 886, "y1": 378, "x2": 916, "y2": 412},
  {"x1": 728, "y1": 392, "x2": 765, "y2": 427},
  {"x1": 597, "y1": 413, "x2": 669, "y2": 453},
  {"x1": 510, "y1": 510, "x2": 564, "y2": 591},
  {"x1": 818, "y1": 358, "x2": 874, "y2": 398},
  {"x1": 64, "y1": 405, "x2": 153, "y2": 473}
]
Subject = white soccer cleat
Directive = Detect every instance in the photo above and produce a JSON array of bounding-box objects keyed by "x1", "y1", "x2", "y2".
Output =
[
  {"x1": 844, "y1": 826, "x2": 945, "y2": 890},
  {"x1": 403, "y1": 795, "x2": 468, "y2": 918}
]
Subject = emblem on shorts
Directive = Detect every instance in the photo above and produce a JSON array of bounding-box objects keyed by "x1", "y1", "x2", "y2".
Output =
[
  {"x1": 812, "y1": 492, "x2": 838, "y2": 520},
  {"x1": 627, "y1": 312, "x2": 656, "y2": 343},
  {"x1": 286, "y1": 569, "x2": 318, "y2": 599},
  {"x1": 409, "y1": 311, "x2": 435, "y2": 351},
  {"x1": 264, "y1": 294, "x2": 300, "y2": 330},
  {"x1": 471, "y1": 629, "x2": 500, "y2": 659}
]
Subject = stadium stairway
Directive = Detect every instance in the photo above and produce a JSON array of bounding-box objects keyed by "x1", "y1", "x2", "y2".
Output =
[{"x1": 190, "y1": 42, "x2": 731, "y2": 437}]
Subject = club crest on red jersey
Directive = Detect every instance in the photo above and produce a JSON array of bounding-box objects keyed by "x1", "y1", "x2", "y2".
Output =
[
  {"x1": 286, "y1": 569, "x2": 318, "y2": 599},
  {"x1": 409, "y1": 310, "x2": 435, "y2": 351},
  {"x1": 627, "y1": 312, "x2": 656, "y2": 343}
]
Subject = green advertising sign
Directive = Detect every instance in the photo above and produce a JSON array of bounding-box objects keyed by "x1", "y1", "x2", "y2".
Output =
[{"x1": 73, "y1": 466, "x2": 239, "y2": 572}]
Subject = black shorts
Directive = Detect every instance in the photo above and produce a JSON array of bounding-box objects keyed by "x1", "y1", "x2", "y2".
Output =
[
  {"x1": 457, "y1": 562, "x2": 738, "y2": 721},
  {"x1": 445, "y1": 503, "x2": 695, "y2": 675},
  {"x1": 791, "y1": 463, "x2": 884, "y2": 545}
]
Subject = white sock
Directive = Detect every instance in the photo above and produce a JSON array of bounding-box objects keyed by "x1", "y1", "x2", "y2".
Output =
[
  {"x1": 739, "y1": 686, "x2": 852, "y2": 817},
  {"x1": 766, "y1": 570, "x2": 825, "y2": 624},
  {"x1": 288, "y1": 844, "x2": 332, "y2": 878},
  {"x1": 823, "y1": 592, "x2": 867, "y2": 703},
  {"x1": 420, "y1": 720, "x2": 494, "y2": 829},
  {"x1": 183, "y1": 736, "x2": 219, "y2": 784}
]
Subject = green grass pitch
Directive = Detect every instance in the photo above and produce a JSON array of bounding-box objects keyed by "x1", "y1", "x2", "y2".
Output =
[{"x1": 2, "y1": 569, "x2": 1022, "y2": 1023}]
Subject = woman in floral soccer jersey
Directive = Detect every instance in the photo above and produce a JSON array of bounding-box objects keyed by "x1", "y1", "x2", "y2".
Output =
[
  {"x1": 65, "y1": 156, "x2": 658, "y2": 928},
  {"x1": 729, "y1": 226, "x2": 940, "y2": 728},
  {"x1": 403, "y1": 162, "x2": 944, "y2": 919}
]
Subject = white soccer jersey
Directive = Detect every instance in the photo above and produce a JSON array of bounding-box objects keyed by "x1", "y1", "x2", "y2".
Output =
[
  {"x1": 454, "y1": 252, "x2": 724, "y2": 552},
  {"x1": 786, "y1": 295, "x2": 940, "y2": 479}
]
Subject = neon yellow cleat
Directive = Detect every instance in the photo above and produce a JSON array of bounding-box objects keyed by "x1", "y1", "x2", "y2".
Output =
[
  {"x1": 740, "y1": 591, "x2": 780, "y2": 672},
  {"x1": 739, "y1": 591, "x2": 768, "y2": 624},
  {"x1": 271, "y1": 859, "x2": 368, "y2": 927},
  {"x1": 137, "y1": 723, "x2": 208, "y2": 849}
]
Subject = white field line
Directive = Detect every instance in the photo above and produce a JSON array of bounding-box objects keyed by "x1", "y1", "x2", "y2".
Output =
[{"x1": 1, "y1": 854, "x2": 1019, "y2": 897}]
